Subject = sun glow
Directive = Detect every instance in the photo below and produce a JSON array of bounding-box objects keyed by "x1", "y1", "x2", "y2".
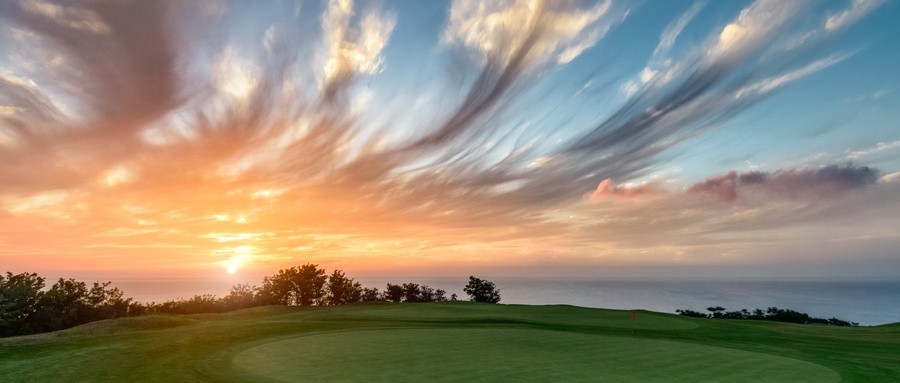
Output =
[
  {"x1": 223, "y1": 246, "x2": 253, "y2": 274},
  {"x1": 225, "y1": 256, "x2": 245, "y2": 274},
  {"x1": 0, "y1": 0, "x2": 894, "y2": 282}
]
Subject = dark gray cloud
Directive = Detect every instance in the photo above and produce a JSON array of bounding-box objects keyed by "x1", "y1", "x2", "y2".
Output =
[
  {"x1": 689, "y1": 165, "x2": 879, "y2": 202},
  {"x1": 1, "y1": 0, "x2": 179, "y2": 130},
  {"x1": 0, "y1": 0, "x2": 183, "y2": 192}
]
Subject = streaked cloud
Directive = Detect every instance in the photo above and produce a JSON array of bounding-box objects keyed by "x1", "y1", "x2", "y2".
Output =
[
  {"x1": 320, "y1": 0, "x2": 396, "y2": 101},
  {"x1": 846, "y1": 140, "x2": 900, "y2": 160},
  {"x1": 825, "y1": 0, "x2": 886, "y2": 32},
  {"x1": 708, "y1": 0, "x2": 799, "y2": 59},
  {"x1": 735, "y1": 53, "x2": 852, "y2": 99},
  {"x1": 655, "y1": 1, "x2": 705, "y2": 56},
  {"x1": 0, "y1": 0, "x2": 894, "y2": 277},
  {"x1": 21, "y1": 0, "x2": 111, "y2": 35},
  {"x1": 444, "y1": 0, "x2": 616, "y2": 68}
]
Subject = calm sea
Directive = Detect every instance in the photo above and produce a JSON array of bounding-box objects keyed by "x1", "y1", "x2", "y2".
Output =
[{"x1": 105, "y1": 277, "x2": 900, "y2": 326}]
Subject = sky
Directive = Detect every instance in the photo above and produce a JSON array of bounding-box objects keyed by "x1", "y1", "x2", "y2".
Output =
[{"x1": 0, "y1": 0, "x2": 898, "y2": 280}]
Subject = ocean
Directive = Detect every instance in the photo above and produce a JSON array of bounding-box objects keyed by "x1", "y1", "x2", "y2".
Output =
[{"x1": 105, "y1": 277, "x2": 900, "y2": 326}]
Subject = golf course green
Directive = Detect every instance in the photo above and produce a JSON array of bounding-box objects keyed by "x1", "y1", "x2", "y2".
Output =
[{"x1": 1, "y1": 302, "x2": 898, "y2": 382}]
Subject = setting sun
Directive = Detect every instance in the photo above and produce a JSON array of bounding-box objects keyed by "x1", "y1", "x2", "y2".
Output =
[
  {"x1": 2, "y1": 1, "x2": 899, "y2": 381},
  {"x1": 0, "y1": 0, "x2": 897, "y2": 281},
  {"x1": 223, "y1": 247, "x2": 253, "y2": 274}
]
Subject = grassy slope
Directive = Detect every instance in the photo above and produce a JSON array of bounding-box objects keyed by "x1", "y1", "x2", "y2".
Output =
[{"x1": 0, "y1": 303, "x2": 897, "y2": 382}]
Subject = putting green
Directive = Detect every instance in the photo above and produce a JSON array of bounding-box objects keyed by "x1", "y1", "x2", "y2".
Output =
[{"x1": 233, "y1": 328, "x2": 840, "y2": 382}]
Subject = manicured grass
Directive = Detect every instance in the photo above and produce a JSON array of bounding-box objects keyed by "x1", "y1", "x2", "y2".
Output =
[
  {"x1": 1, "y1": 302, "x2": 898, "y2": 382},
  {"x1": 234, "y1": 328, "x2": 837, "y2": 382}
]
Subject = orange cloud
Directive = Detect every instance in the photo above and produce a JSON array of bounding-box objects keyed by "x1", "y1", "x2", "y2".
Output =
[
  {"x1": 587, "y1": 178, "x2": 661, "y2": 201},
  {"x1": 0, "y1": 1, "x2": 895, "y2": 279}
]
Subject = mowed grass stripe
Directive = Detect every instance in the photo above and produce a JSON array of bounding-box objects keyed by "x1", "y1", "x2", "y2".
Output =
[
  {"x1": 317, "y1": 302, "x2": 698, "y2": 330},
  {"x1": 232, "y1": 328, "x2": 839, "y2": 382}
]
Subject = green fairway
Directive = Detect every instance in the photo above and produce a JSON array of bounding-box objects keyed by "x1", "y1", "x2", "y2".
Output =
[
  {"x1": 1, "y1": 303, "x2": 898, "y2": 382},
  {"x1": 234, "y1": 328, "x2": 838, "y2": 382}
]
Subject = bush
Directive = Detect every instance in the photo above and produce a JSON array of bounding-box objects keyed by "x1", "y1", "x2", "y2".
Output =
[{"x1": 677, "y1": 305, "x2": 857, "y2": 326}]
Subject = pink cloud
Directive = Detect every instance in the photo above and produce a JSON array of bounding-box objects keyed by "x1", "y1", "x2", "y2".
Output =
[
  {"x1": 587, "y1": 178, "x2": 661, "y2": 201},
  {"x1": 687, "y1": 171, "x2": 739, "y2": 202}
]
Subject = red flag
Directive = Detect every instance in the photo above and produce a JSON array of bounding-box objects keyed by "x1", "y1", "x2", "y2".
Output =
[{"x1": 632, "y1": 312, "x2": 637, "y2": 319}]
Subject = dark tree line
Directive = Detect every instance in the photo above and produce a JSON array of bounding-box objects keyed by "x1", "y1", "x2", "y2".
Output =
[
  {"x1": 0, "y1": 272, "x2": 144, "y2": 337},
  {"x1": 676, "y1": 306, "x2": 858, "y2": 326},
  {"x1": 1, "y1": 267, "x2": 501, "y2": 337},
  {"x1": 105, "y1": 268, "x2": 506, "y2": 314}
]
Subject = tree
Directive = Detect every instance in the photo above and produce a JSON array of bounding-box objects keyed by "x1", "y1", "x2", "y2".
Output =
[
  {"x1": 222, "y1": 284, "x2": 258, "y2": 310},
  {"x1": 257, "y1": 264, "x2": 327, "y2": 306},
  {"x1": 326, "y1": 270, "x2": 362, "y2": 306},
  {"x1": 403, "y1": 283, "x2": 422, "y2": 302},
  {"x1": 751, "y1": 308, "x2": 766, "y2": 319},
  {"x1": 293, "y1": 264, "x2": 328, "y2": 306},
  {"x1": 2, "y1": 273, "x2": 142, "y2": 336},
  {"x1": 676, "y1": 309, "x2": 708, "y2": 318},
  {"x1": 257, "y1": 271, "x2": 294, "y2": 306},
  {"x1": 418, "y1": 286, "x2": 437, "y2": 302},
  {"x1": 707, "y1": 306, "x2": 726, "y2": 318},
  {"x1": 35, "y1": 278, "x2": 91, "y2": 332},
  {"x1": 463, "y1": 276, "x2": 500, "y2": 303},
  {"x1": 360, "y1": 287, "x2": 381, "y2": 302},
  {"x1": 87, "y1": 281, "x2": 137, "y2": 319},
  {"x1": 0, "y1": 272, "x2": 46, "y2": 336},
  {"x1": 384, "y1": 283, "x2": 404, "y2": 303}
]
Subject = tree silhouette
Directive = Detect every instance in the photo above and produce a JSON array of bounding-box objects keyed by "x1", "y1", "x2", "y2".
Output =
[
  {"x1": 384, "y1": 283, "x2": 404, "y2": 302},
  {"x1": 1, "y1": 272, "x2": 141, "y2": 336},
  {"x1": 402, "y1": 283, "x2": 422, "y2": 302},
  {"x1": 463, "y1": 276, "x2": 500, "y2": 303},
  {"x1": 0, "y1": 272, "x2": 46, "y2": 336},
  {"x1": 258, "y1": 264, "x2": 327, "y2": 306},
  {"x1": 360, "y1": 287, "x2": 381, "y2": 302},
  {"x1": 223, "y1": 284, "x2": 258, "y2": 310},
  {"x1": 326, "y1": 270, "x2": 362, "y2": 305}
]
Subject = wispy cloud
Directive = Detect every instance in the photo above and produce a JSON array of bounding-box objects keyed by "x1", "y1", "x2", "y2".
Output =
[
  {"x1": 825, "y1": 0, "x2": 886, "y2": 32},
  {"x1": 846, "y1": 140, "x2": 900, "y2": 160},
  {"x1": 21, "y1": 0, "x2": 111, "y2": 35},
  {"x1": 654, "y1": 1, "x2": 705, "y2": 57},
  {"x1": 735, "y1": 52, "x2": 853, "y2": 99},
  {"x1": 443, "y1": 0, "x2": 616, "y2": 68},
  {"x1": 320, "y1": 0, "x2": 396, "y2": 102},
  {"x1": 0, "y1": 0, "x2": 893, "y2": 275}
]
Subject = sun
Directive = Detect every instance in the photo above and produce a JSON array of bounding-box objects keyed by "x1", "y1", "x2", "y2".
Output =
[
  {"x1": 226, "y1": 258, "x2": 242, "y2": 274},
  {"x1": 223, "y1": 246, "x2": 252, "y2": 274}
]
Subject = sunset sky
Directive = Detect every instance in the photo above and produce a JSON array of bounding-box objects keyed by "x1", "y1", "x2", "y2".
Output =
[{"x1": 1, "y1": 0, "x2": 898, "y2": 280}]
